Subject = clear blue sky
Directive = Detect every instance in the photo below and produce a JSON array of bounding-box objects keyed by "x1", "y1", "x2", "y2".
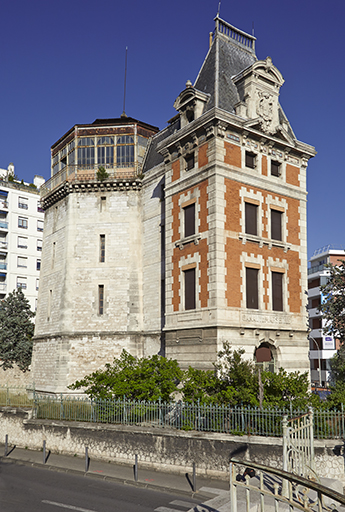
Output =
[{"x1": 1, "y1": 0, "x2": 344, "y2": 258}]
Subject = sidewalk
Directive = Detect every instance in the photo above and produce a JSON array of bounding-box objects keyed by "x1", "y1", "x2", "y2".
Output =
[{"x1": 0, "y1": 443, "x2": 230, "y2": 502}]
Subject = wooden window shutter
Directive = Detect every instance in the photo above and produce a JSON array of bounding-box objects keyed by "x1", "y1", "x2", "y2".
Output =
[
  {"x1": 245, "y1": 203, "x2": 257, "y2": 235},
  {"x1": 184, "y1": 203, "x2": 195, "y2": 238},
  {"x1": 246, "y1": 267, "x2": 258, "y2": 309},
  {"x1": 272, "y1": 272, "x2": 283, "y2": 311},
  {"x1": 184, "y1": 268, "x2": 196, "y2": 310},
  {"x1": 271, "y1": 210, "x2": 282, "y2": 241}
]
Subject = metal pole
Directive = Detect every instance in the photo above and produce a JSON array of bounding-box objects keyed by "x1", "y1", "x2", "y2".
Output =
[
  {"x1": 4, "y1": 434, "x2": 8, "y2": 457},
  {"x1": 85, "y1": 446, "x2": 89, "y2": 472},
  {"x1": 43, "y1": 440, "x2": 46, "y2": 464},
  {"x1": 192, "y1": 462, "x2": 196, "y2": 492},
  {"x1": 282, "y1": 415, "x2": 289, "y2": 497},
  {"x1": 134, "y1": 454, "x2": 138, "y2": 482}
]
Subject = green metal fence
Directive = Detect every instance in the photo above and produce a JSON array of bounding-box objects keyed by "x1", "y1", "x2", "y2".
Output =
[
  {"x1": 30, "y1": 392, "x2": 345, "y2": 439},
  {"x1": 1, "y1": 387, "x2": 344, "y2": 440},
  {"x1": 0, "y1": 385, "x2": 34, "y2": 407}
]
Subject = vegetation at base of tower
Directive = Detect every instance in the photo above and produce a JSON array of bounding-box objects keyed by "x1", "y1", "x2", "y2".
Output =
[
  {"x1": 69, "y1": 350, "x2": 183, "y2": 401},
  {"x1": 96, "y1": 166, "x2": 109, "y2": 181},
  {"x1": 182, "y1": 343, "x2": 316, "y2": 409},
  {"x1": 0, "y1": 289, "x2": 35, "y2": 372},
  {"x1": 70, "y1": 342, "x2": 321, "y2": 408}
]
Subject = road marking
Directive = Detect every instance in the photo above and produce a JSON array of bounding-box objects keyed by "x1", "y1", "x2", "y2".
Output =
[{"x1": 42, "y1": 500, "x2": 98, "y2": 512}]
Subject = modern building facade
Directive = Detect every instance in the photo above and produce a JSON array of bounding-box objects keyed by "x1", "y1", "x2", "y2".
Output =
[
  {"x1": 0, "y1": 163, "x2": 45, "y2": 312},
  {"x1": 308, "y1": 246, "x2": 343, "y2": 386},
  {"x1": 32, "y1": 16, "x2": 316, "y2": 393}
]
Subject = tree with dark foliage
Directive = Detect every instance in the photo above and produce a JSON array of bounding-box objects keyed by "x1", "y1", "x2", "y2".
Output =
[{"x1": 0, "y1": 288, "x2": 35, "y2": 372}]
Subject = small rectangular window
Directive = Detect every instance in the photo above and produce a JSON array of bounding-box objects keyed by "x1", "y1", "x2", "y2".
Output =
[
  {"x1": 246, "y1": 267, "x2": 258, "y2": 309},
  {"x1": 37, "y1": 201, "x2": 44, "y2": 213},
  {"x1": 184, "y1": 268, "x2": 196, "y2": 310},
  {"x1": 36, "y1": 278, "x2": 39, "y2": 291},
  {"x1": 48, "y1": 289, "x2": 52, "y2": 320},
  {"x1": 272, "y1": 272, "x2": 283, "y2": 311},
  {"x1": 245, "y1": 151, "x2": 256, "y2": 169},
  {"x1": 17, "y1": 276, "x2": 27, "y2": 289},
  {"x1": 37, "y1": 220, "x2": 44, "y2": 232},
  {"x1": 37, "y1": 239, "x2": 43, "y2": 251},
  {"x1": 100, "y1": 196, "x2": 106, "y2": 212},
  {"x1": 36, "y1": 259, "x2": 41, "y2": 271},
  {"x1": 52, "y1": 242, "x2": 56, "y2": 269},
  {"x1": 99, "y1": 285, "x2": 104, "y2": 315},
  {"x1": 185, "y1": 153, "x2": 195, "y2": 171},
  {"x1": 18, "y1": 217, "x2": 28, "y2": 229},
  {"x1": 271, "y1": 160, "x2": 281, "y2": 177},
  {"x1": 18, "y1": 197, "x2": 28, "y2": 209},
  {"x1": 271, "y1": 209, "x2": 282, "y2": 241},
  {"x1": 17, "y1": 256, "x2": 27, "y2": 268},
  {"x1": 245, "y1": 203, "x2": 258, "y2": 236},
  {"x1": 184, "y1": 203, "x2": 195, "y2": 238},
  {"x1": 100, "y1": 235, "x2": 105, "y2": 262},
  {"x1": 18, "y1": 236, "x2": 28, "y2": 249}
]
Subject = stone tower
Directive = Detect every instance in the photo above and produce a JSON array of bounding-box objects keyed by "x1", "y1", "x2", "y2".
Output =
[{"x1": 32, "y1": 117, "x2": 160, "y2": 393}]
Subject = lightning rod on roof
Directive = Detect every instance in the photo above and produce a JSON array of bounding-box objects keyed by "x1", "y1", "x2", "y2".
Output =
[
  {"x1": 217, "y1": 1, "x2": 221, "y2": 15},
  {"x1": 252, "y1": 22, "x2": 255, "y2": 36},
  {"x1": 121, "y1": 46, "x2": 128, "y2": 118}
]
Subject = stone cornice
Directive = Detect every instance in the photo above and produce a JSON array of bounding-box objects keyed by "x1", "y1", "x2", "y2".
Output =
[
  {"x1": 157, "y1": 107, "x2": 316, "y2": 160},
  {"x1": 42, "y1": 178, "x2": 143, "y2": 209}
]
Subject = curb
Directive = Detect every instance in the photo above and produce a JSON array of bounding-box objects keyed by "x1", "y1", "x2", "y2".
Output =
[{"x1": 0, "y1": 456, "x2": 216, "y2": 500}]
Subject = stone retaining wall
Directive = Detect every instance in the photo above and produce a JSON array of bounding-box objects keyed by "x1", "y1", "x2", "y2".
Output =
[{"x1": 0, "y1": 407, "x2": 344, "y2": 482}]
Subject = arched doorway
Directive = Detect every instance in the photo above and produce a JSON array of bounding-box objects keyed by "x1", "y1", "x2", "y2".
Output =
[{"x1": 254, "y1": 343, "x2": 275, "y2": 373}]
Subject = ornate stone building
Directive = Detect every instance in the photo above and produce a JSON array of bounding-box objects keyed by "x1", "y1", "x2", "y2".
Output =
[{"x1": 32, "y1": 16, "x2": 316, "y2": 393}]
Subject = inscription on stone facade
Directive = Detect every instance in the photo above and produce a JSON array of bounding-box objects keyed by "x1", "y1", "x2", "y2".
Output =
[{"x1": 242, "y1": 312, "x2": 291, "y2": 325}]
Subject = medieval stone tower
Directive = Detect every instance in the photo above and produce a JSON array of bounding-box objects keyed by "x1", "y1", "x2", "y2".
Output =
[{"x1": 32, "y1": 16, "x2": 316, "y2": 393}]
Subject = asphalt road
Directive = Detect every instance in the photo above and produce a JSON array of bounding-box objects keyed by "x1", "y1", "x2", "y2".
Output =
[{"x1": 0, "y1": 462, "x2": 203, "y2": 512}]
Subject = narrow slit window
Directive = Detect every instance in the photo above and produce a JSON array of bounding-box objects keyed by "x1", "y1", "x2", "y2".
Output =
[
  {"x1": 100, "y1": 235, "x2": 105, "y2": 262},
  {"x1": 99, "y1": 285, "x2": 104, "y2": 315}
]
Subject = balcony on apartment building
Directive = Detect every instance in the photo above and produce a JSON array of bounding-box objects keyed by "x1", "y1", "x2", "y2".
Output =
[{"x1": 40, "y1": 162, "x2": 141, "y2": 200}]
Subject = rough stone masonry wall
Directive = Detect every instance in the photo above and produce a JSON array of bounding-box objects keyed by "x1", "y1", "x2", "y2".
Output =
[{"x1": 0, "y1": 407, "x2": 343, "y2": 483}]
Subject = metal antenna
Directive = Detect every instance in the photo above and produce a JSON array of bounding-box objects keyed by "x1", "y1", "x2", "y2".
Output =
[
  {"x1": 217, "y1": 1, "x2": 221, "y2": 15},
  {"x1": 252, "y1": 22, "x2": 255, "y2": 36},
  {"x1": 121, "y1": 46, "x2": 128, "y2": 118}
]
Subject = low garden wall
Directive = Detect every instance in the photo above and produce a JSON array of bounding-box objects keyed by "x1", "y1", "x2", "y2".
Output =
[{"x1": 0, "y1": 407, "x2": 344, "y2": 482}]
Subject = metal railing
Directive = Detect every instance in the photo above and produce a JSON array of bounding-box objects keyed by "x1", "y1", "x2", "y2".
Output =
[
  {"x1": 41, "y1": 163, "x2": 142, "y2": 199},
  {"x1": 28, "y1": 394, "x2": 345, "y2": 439},
  {"x1": 230, "y1": 459, "x2": 345, "y2": 512},
  {"x1": 0, "y1": 385, "x2": 34, "y2": 407},
  {"x1": 1, "y1": 388, "x2": 345, "y2": 440}
]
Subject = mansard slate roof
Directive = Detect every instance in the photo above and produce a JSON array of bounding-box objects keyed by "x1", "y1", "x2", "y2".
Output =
[{"x1": 194, "y1": 30, "x2": 257, "y2": 113}]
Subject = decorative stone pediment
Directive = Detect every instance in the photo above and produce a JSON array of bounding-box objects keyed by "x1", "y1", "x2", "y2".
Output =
[{"x1": 233, "y1": 57, "x2": 285, "y2": 135}]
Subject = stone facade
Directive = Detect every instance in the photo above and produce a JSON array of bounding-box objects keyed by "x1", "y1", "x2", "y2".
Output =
[{"x1": 32, "y1": 15, "x2": 316, "y2": 392}]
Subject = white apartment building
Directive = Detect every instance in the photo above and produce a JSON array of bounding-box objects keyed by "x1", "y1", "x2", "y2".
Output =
[
  {"x1": 308, "y1": 245, "x2": 344, "y2": 386},
  {"x1": 0, "y1": 163, "x2": 45, "y2": 312}
]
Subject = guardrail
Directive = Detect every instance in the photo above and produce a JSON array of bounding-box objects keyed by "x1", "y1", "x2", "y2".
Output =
[
  {"x1": 230, "y1": 458, "x2": 345, "y2": 512},
  {"x1": 41, "y1": 164, "x2": 141, "y2": 199}
]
